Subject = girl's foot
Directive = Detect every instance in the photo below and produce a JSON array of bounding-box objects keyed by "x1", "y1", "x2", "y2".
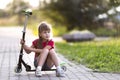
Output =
[
  {"x1": 35, "y1": 66, "x2": 42, "y2": 77},
  {"x1": 56, "y1": 67, "x2": 65, "y2": 77}
]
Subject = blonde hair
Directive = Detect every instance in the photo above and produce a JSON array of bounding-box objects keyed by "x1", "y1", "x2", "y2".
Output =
[{"x1": 38, "y1": 21, "x2": 53, "y2": 39}]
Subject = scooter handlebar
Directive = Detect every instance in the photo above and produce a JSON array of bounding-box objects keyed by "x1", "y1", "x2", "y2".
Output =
[{"x1": 22, "y1": 9, "x2": 32, "y2": 16}]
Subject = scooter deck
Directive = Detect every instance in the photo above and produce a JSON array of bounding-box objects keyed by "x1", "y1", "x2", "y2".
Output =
[{"x1": 26, "y1": 69, "x2": 56, "y2": 72}]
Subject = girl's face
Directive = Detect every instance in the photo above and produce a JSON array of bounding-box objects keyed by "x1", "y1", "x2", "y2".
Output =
[{"x1": 40, "y1": 30, "x2": 50, "y2": 41}]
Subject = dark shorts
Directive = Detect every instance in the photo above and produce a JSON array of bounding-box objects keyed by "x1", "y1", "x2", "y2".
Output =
[{"x1": 34, "y1": 59, "x2": 51, "y2": 70}]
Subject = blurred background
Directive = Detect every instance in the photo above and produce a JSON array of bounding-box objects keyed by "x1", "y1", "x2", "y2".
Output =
[{"x1": 1, "y1": 0, "x2": 120, "y2": 37}]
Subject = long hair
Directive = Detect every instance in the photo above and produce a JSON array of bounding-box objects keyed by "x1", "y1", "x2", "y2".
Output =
[{"x1": 37, "y1": 21, "x2": 52, "y2": 49}]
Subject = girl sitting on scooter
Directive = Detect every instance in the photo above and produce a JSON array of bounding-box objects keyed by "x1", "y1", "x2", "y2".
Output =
[{"x1": 20, "y1": 21, "x2": 65, "y2": 77}]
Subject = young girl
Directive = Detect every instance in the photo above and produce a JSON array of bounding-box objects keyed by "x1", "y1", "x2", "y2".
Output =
[{"x1": 20, "y1": 22, "x2": 65, "y2": 77}]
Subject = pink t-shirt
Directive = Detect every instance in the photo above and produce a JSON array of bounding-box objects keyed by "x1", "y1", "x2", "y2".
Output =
[{"x1": 32, "y1": 39, "x2": 54, "y2": 58}]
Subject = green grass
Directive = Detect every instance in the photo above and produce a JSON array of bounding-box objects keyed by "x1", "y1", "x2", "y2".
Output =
[{"x1": 55, "y1": 38, "x2": 120, "y2": 73}]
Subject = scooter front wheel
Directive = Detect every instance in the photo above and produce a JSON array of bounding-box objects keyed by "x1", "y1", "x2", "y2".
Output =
[
  {"x1": 14, "y1": 66, "x2": 22, "y2": 73},
  {"x1": 61, "y1": 66, "x2": 67, "y2": 71}
]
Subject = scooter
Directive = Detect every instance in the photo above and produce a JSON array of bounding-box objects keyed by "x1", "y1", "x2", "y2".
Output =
[
  {"x1": 14, "y1": 9, "x2": 67, "y2": 73},
  {"x1": 15, "y1": 9, "x2": 33, "y2": 73}
]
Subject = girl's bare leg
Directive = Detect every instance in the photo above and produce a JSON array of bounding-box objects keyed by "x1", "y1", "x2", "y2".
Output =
[
  {"x1": 35, "y1": 49, "x2": 49, "y2": 77},
  {"x1": 38, "y1": 49, "x2": 49, "y2": 66},
  {"x1": 49, "y1": 49, "x2": 60, "y2": 67},
  {"x1": 49, "y1": 49, "x2": 65, "y2": 77},
  {"x1": 45, "y1": 54, "x2": 54, "y2": 68}
]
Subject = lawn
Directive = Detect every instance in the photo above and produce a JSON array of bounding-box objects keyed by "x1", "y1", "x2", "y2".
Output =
[{"x1": 55, "y1": 38, "x2": 120, "y2": 73}]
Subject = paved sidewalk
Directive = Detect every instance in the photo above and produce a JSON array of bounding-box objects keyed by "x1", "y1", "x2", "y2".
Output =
[{"x1": 0, "y1": 27, "x2": 120, "y2": 80}]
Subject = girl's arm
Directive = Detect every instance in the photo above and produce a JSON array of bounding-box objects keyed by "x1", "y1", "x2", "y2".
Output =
[
  {"x1": 20, "y1": 39, "x2": 42, "y2": 54},
  {"x1": 23, "y1": 45, "x2": 43, "y2": 54}
]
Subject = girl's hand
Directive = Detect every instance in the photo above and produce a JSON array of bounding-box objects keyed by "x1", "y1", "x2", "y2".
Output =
[
  {"x1": 20, "y1": 39, "x2": 32, "y2": 54},
  {"x1": 20, "y1": 39, "x2": 25, "y2": 45}
]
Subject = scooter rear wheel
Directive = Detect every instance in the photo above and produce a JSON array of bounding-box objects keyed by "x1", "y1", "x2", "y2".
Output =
[
  {"x1": 14, "y1": 66, "x2": 22, "y2": 73},
  {"x1": 26, "y1": 65, "x2": 31, "y2": 71}
]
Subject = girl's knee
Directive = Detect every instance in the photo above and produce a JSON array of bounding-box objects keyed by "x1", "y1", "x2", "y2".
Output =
[
  {"x1": 41, "y1": 49, "x2": 49, "y2": 55},
  {"x1": 49, "y1": 49, "x2": 56, "y2": 54}
]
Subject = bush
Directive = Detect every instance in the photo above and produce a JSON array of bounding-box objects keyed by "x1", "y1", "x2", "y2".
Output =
[{"x1": 92, "y1": 28, "x2": 117, "y2": 37}]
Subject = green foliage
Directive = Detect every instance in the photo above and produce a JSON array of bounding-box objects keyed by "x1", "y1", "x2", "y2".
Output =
[
  {"x1": 0, "y1": 9, "x2": 7, "y2": 17},
  {"x1": 1, "y1": 0, "x2": 120, "y2": 32},
  {"x1": 27, "y1": 10, "x2": 67, "y2": 36},
  {"x1": 28, "y1": 23, "x2": 38, "y2": 36},
  {"x1": 52, "y1": 25, "x2": 67, "y2": 36},
  {"x1": 28, "y1": 23, "x2": 67, "y2": 37},
  {"x1": 92, "y1": 28, "x2": 117, "y2": 37},
  {"x1": 109, "y1": 0, "x2": 120, "y2": 7},
  {"x1": 45, "y1": 0, "x2": 109, "y2": 30},
  {"x1": 55, "y1": 38, "x2": 120, "y2": 72},
  {"x1": 0, "y1": 9, "x2": 67, "y2": 36}
]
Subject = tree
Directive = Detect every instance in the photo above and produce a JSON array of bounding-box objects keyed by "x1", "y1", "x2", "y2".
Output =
[
  {"x1": 7, "y1": 0, "x2": 30, "y2": 25},
  {"x1": 0, "y1": 9, "x2": 7, "y2": 17},
  {"x1": 43, "y1": 0, "x2": 110, "y2": 30},
  {"x1": 109, "y1": 0, "x2": 120, "y2": 7}
]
